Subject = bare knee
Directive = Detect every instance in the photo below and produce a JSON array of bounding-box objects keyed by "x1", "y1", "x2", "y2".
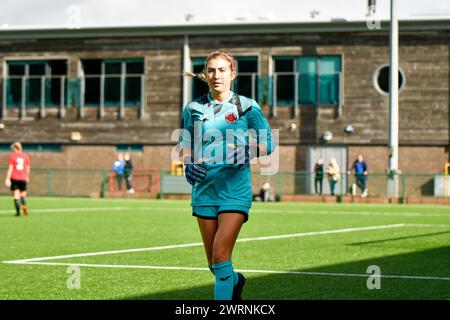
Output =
[{"x1": 212, "y1": 245, "x2": 231, "y2": 264}]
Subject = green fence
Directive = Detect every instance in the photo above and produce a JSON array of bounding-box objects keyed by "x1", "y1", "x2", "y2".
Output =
[
  {"x1": 268, "y1": 172, "x2": 447, "y2": 198},
  {"x1": 0, "y1": 168, "x2": 109, "y2": 198},
  {"x1": 159, "y1": 170, "x2": 449, "y2": 199},
  {"x1": 0, "y1": 168, "x2": 447, "y2": 199}
]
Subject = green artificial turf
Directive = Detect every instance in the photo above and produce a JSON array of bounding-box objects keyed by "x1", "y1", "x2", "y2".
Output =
[{"x1": 1, "y1": 197, "x2": 449, "y2": 300}]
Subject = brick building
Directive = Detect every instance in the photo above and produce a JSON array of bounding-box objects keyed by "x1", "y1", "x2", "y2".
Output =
[{"x1": 0, "y1": 17, "x2": 449, "y2": 196}]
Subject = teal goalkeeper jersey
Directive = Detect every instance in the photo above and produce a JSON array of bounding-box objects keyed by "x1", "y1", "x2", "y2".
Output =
[{"x1": 179, "y1": 91, "x2": 273, "y2": 207}]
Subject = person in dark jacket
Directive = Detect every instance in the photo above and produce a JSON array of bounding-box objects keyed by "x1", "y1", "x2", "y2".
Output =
[
  {"x1": 124, "y1": 152, "x2": 134, "y2": 194},
  {"x1": 314, "y1": 158, "x2": 324, "y2": 195},
  {"x1": 349, "y1": 154, "x2": 369, "y2": 198}
]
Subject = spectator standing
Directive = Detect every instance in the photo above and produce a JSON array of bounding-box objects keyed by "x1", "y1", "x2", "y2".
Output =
[
  {"x1": 314, "y1": 158, "x2": 324, "y2": 195},
  {"x1": 112, "y1": 153, "x2": 125, "y2": 191},
  {"x1": 349, "y1": 154, "x2": 369, "y2": 198},
  {"x1": 326, "y1": 158, "x2": 340, "y2": 196},
  {"x1": 124, "y1": 152, "x2": 135, "y2": 194}
]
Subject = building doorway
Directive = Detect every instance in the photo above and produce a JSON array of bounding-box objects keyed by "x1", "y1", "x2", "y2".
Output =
[{"x1": 306, "y1": 145, "x2": 348, "y2": 195}]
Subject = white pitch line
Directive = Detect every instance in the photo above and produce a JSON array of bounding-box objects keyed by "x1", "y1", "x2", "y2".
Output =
[
  {"x1": 236, "y1": 223, "x2": 408, "y2": 243},
  {"x1": 3, "y1": 241, "x2": 205, "y2": 263},
  {"x1": 403, "y1": 223, "x2": 450, "y2": 228},
  {"x1": 6, "y1": 261, "x2": 210, "y2": 272},
  {"x1": 0, "y1": 207, "x2": 130, "y2": 215},
  {"x1": 0, "y1": 206, "x2": 182, "y2": 215},
  {"x1": 6, "y1": 261, "x2": 450, "y2": 282},
  {"x1": 4, "y1": 223, "x2": 409, "y2": 264},
  {"x1": 148, "y1": 205, "x2": 450, "y2": 218},
  {"x1": 1, "y1": 205, "x2": 450, "y2": 218},
  {"x1": 251, "y1": 208, "x2": 450, "y2": 218},
  {"x1": 149, "y1": 206, "x2": 450, "y2": 218}
]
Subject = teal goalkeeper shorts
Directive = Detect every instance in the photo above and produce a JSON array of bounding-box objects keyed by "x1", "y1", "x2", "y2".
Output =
[{"x1": 193, "y1": 205, "x2": 249, "y2": 223}]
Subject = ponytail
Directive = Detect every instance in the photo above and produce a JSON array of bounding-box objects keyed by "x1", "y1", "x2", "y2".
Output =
[
  {"x1": 182, "y1": 71, "x2": 207, "y2": 83},
  {"x1": 182, "y1": 50, "x2": 238, "y2": 83}
]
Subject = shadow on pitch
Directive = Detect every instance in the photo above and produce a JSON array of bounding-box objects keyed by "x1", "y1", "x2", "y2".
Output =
[
  {"x1": 348, "y1": 230, "x2": 450, "y2": 246},
  {"x1": 122, "y1": 244, "x2": 450, "y2": 300}
]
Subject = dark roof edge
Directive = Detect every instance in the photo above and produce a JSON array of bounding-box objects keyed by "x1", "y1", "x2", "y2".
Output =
[{"x1": 0, "y1": 20, "x2": 449, "y2": 40}]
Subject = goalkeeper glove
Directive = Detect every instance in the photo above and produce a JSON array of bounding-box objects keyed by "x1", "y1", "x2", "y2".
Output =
[{"x1": 184, "y1": 157, "x2": 207, "y2": 186}]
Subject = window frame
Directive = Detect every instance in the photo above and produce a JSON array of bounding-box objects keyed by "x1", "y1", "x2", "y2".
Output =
[
  {"x1": 116, "y1": 144, "x2": 144, "y2": 153},
  {"x1": 272, "y1": 54, "x2": 344, "y2": 109},
  {"x1": 81, "y1": 58, "x2": 145, "y2": 108},
  {"x1": 4, "y1": 59, "x2": 68, "y2": 109},
  {"x1": 373, "y1": 63, "x2": 406, "y2": 96}
]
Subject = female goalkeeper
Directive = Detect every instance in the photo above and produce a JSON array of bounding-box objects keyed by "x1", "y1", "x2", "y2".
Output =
[{"x1": 180, "y1": 50, "x2": 275, "y2": 300}]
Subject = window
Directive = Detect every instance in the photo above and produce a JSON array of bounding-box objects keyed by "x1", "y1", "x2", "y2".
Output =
[
  {"x1": 81, "y1": 58, "x2": 144, "y2": 107},
  {"x1": 82, "y1": 59, "x2": 101, "y2": 105},
  {"x1": 6, "y1": 60, "x2": 67, "y2": 108},
  {"x1": 0, "y1": 144, "x2": 61, "y2": 152},
  {"x1": 273, "y1": 55, "x2": 342, "y2": 106},
  {"x1": 190, "y1": 56, "x2": 258, "y2": 100},
  {"x1": 191, "y1": 58, "x2": 209, "y2": 100},
  {"x1": 373, "y1": 64, "x2": 405, "y2": 95},
  {"x1": 233, "y1": 57, "x2": 258, "y2": 99},
  {"x1": 274, "y1": 58, "x2": 295, "y2": 105},
  {"x1": 116, "y1": 144, "x2": 144, "y2": 153}
]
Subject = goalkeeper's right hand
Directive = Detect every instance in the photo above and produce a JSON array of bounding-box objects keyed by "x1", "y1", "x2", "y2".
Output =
[{"x1": 184, "y1": 159, "x2": 207, "y2": 186}]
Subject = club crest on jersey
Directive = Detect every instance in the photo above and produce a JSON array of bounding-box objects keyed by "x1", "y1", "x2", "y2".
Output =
[{"x1": 225, "y1": 112, "x2": 238, "y2": 124}]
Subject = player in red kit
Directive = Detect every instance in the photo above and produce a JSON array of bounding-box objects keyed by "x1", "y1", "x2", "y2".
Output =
[{"x1": 4, "y1": 142, "x2": 30, "y2": 217}]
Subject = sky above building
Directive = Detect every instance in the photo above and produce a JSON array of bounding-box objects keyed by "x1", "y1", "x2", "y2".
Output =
[{"x1": 1, "y1": 0, "x2": 449, "y2": 29}]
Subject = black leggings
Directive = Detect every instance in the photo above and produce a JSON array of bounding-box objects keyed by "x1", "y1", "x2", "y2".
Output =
[{"x1": 315, "y1": 177, "x2": 323, "y2": 194}]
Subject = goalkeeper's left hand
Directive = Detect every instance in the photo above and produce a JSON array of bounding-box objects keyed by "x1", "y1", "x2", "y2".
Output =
[
  {"x1": 226, "y1": 144, "x2": 259, "y2": 170},
  {"x1": 183, "y1": 156, "x2": 207, "y2": 186}
]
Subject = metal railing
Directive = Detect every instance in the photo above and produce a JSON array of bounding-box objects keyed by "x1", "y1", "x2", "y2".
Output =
[
  {"x1": 0, "y1": 167, "x2": 447, "y2": 200},
  {"x1": 158, "y1": 170, "x2": 449, "y2": 200},
  {"x1": 270, "y1": 172, "x2": 449, "y2": 199}
]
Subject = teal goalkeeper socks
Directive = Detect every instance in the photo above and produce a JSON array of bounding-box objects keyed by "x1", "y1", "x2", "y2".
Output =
[
  {"x1": 211, "y1": 260, "x2": 237, "y2": 300},
  {"x1": 209, "y1": 264, "x2": 238, "y2": 283}
]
